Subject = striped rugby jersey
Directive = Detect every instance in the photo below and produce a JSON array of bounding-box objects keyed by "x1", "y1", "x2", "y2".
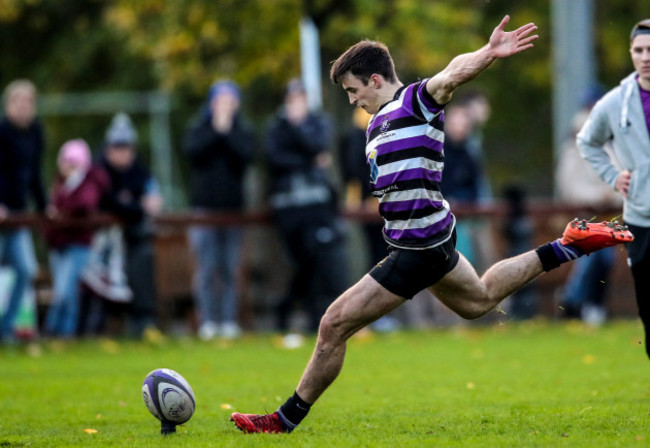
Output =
[{"x1": 365, "y1": 79, "x2": 455, "y2": 250}]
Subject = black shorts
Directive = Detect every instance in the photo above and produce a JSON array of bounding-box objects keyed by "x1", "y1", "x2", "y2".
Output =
[{"x1": 369, "y1": 229, "x2": 460, "y2": 299}]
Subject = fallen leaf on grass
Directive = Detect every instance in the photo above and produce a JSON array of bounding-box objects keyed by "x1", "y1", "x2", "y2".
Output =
[
  {"x1": 27, "y1": 343, "x2": 42, "y2": 358},
  {"x1": 582, "y1": 354, "x2": 596, "y2": 364},
  {"x1": 99, "y1": 338, "x2": 119, "y2": 354}
]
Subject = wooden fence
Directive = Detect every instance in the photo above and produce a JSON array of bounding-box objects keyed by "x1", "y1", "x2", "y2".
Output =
[{"x1": 0, "y1": 201, "x2": 637, "y2": 332}]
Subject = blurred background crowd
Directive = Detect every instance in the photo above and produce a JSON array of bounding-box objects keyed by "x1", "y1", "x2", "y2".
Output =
[{"x1": 0, "y1": 0, "x2": 644, "y2": 342}]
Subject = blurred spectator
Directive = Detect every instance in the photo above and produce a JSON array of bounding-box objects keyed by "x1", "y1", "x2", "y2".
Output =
[
  {"x1": 456, "y1": 91, "x2": 498, "y2": 273},
  {"x1": 440, "y1": 104, "x2": 481, "y2": 264},
  {"x1": 82, "y1": 112, "x2": 162, "y2": 338},
  {"x1": 441, "y1": 105, "x2": 481, "y2": 201},
  {"x1": 0, "y1": 79, "x2": 46, "y2": 342},
  {"x1": 43, "y1": 139, "x2": 109, "y2": 338},
  {"x1": 555, "y1": 108, "x2": 623, "y2": 324},
  {"x1": 502, "y1": 184, "x2": 538, "y2": 319},
  {"x1": 338, "y1": 108, "x2": 401, "y2": 331},
  {"x1": 338, "y1": 107, "x2": 386, "y2": 267},
  {"x1": 183, "y1": 80, "x2": 254, "y2": 340},
  {"x1": 458, "y1": 89, "x2": 493, "y2": 202},
  {"x1": 266, "y1": 78, "x2": 349, "y2": 333}
]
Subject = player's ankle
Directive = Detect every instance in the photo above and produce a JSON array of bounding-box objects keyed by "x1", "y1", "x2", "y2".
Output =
[
  {"x1": 536, "y1": 239, "x2": 583, "y2": 272},
  {"x1": 278, "y1": 391, "x2": 311, "y2": 430},
  {"x1": 275, "y1": 409, "x2": 297, "y2": 432}
]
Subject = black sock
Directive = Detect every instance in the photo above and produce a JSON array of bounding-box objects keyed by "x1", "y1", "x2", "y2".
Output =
[
  {"x1": 536, "y1": 242, "x2": 562, "y2": 272},
  {"x1": 535, "y1": 240, "x2": 582, "y2": 272},
  {"x1": 278, "y1": 391, "x2": 311, "y2": 429}
]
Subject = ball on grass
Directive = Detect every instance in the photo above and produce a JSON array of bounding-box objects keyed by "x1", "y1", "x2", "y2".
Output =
[{"x1": 142, "y1": 368, "x2": 195, "y2": 433}]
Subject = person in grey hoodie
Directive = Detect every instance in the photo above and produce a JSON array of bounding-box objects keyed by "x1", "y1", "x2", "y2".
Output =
[{"x1": 577, "y1": 19, "x2": 650, "y2": 359}]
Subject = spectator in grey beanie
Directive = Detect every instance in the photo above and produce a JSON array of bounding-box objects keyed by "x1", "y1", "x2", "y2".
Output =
[{"x1": 84, "y1": 112, "x2": 163, "y2": 338}]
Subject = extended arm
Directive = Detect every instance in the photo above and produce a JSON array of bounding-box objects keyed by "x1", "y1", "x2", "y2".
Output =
[{"x1": 427, "y1": 15, "x2": 538, "y2": 104}]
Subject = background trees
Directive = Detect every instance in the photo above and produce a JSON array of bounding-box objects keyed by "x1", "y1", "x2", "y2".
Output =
[{"x1": 0, "y1": 0, "x2": 645, "y2": 203}]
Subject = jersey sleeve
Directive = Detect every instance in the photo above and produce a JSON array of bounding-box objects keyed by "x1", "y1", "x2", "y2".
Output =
[{"x1": 413, "y1": 79, "x2": 445, "y2": 122}]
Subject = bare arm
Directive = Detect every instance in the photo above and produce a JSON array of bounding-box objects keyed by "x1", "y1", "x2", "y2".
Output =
[{"x1": 427, "y1": 15, "x2": 538, "y2": 104}]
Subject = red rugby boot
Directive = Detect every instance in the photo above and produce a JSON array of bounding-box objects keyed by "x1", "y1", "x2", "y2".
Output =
[
  {"x1": 230, "y1": 411, "x2": 288, "y2": 434},
  {"x1": 560, "y1": 218, "x2": 634, "y2": 254}
]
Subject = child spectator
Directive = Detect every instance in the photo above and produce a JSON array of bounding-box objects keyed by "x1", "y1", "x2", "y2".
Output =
[{"x1": 44, "y1": 139, "x2": 109, "y2": 338}]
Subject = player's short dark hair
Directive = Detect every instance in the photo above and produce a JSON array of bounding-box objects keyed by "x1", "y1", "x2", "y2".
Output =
[
  {"x1": 330, "y1": 40, "x2": 397, "y2": 85},
  {"x1": 630, "y1": 19, "x2": 650, "y2": 41}
]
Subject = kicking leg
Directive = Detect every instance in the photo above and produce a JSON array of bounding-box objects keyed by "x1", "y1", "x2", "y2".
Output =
[
  {"x1": 430, "y1": 250, "x2": 543, "y2": 320},
  {"x1": 431, "y1": 218, "x2": 634, "y2": 320}
]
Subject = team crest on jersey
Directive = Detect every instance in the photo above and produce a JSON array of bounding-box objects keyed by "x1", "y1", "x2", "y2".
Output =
[
  {"x1": 380, "y1": 115, "x2": 390, "y2": 133},
  {"x1": 367, "y1": 149, "x2": 379, "y2": 184}
]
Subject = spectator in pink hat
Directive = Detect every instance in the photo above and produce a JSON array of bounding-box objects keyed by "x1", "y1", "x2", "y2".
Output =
[{"x1": 43, "y1": 139, "x2": 109, "y2": 338}]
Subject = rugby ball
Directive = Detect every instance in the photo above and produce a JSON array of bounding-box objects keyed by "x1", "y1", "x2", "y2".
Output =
[{"x1": 142, "y1": 368, "x2": 195, "y2": 425}]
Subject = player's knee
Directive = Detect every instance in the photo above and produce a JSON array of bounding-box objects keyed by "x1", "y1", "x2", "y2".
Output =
[
  {"x1": 318, "y1": 310, "x2": 346, "y2": 344},
  {"x1": 318, "y1": 312, "x2": 338, "y2": 338},
  {"x1": 456, "y1": 303, "x2": 488, "y2": 320}
]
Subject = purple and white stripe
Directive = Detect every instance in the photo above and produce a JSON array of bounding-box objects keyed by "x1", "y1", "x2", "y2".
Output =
[{"x1": 366, "y1": 79, "x2": 452, "y2": 249}]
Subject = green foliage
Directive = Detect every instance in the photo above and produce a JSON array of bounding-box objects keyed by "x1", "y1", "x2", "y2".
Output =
[
  {"x1": 0, "y1": 0, "x2": 155, "y2": 92},
  {"x1": 0, "y1": 320, "x2": 647, "y2": 447},
  {"x1": 106, "y1": 0, "x2": 304, "y2": 95},
  {"x1": 0, "y1": 0, "x2": 157, "y2": 187},
  {"x1": 0, "y1": 0, "x2": 648, "y2": 197}
]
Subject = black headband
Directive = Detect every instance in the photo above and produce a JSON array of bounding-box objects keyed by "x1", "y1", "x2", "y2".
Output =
[{"x1": 631, "y1": 24, "x2": 650, "y2": 41}]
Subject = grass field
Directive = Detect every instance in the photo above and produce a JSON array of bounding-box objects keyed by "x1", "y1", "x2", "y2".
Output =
[{"x1": 1, "y1": 319, "x2": 648, "y2": 447}]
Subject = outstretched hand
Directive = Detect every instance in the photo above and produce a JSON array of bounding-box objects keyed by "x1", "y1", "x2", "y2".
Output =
[{"x1": 489, "y1": 15, "x2": 538, "y2": 59}]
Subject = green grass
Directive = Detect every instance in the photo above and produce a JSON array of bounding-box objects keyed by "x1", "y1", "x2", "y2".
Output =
[{"x1": 1, "y1": 319, "x2": 648, "y2": 447}]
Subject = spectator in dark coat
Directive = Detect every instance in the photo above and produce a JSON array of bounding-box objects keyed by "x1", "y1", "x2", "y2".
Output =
[
  {"x1": 440, "y1": 105, "x2": 481, "y2": 203},
  {"x1": 266, "y1": 79, "x2": 349, "y2": 333},
  {"x1": 0, "y1": 80, "x2": 46, "y2": 342},
  {"x1": 183, "y1": 80, "x2": 254, "y2": 340},
  {"x1": 440, "y1": 104, "x2": 482, "y2": 265},
  {"x1": 339, "y1": 107, "x2": 387, "y2": 267}
]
